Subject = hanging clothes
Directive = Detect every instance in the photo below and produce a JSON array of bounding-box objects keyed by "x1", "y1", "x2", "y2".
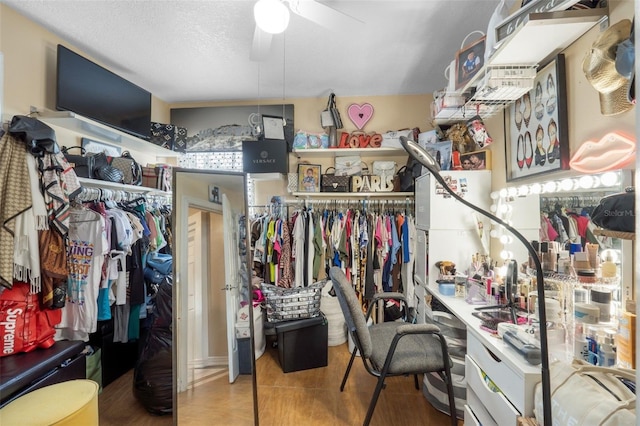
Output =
[{"x1": 55, "y1": 207, "x2": 108, "y2": 341}]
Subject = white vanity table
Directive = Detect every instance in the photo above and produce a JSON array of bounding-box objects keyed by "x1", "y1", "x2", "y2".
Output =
[{"x1": 426, "y1": 289, "x2": 540, "y2": 425}]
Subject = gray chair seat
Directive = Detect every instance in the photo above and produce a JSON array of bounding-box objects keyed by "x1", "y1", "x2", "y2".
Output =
[{"x1": 369, "y1": 323, "x2": 447, "y2": 374}]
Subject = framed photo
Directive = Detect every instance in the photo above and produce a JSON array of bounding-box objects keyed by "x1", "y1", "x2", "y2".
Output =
[
  {"x1": 455, "y1": 36, "x2": 486, "y2": 91},
  {"x1": 81, "y1": 137, "x2": 121, "y2": 156},
  {"x1": 297, "y1": 164, "x2": 321, "y2": 193},
  {"x1": 262, "y1": 115, "x2": 286, "y2": 140},
  {"x1": 460, "y1": 150, "x2": 490, "y2": 170},
  {"x1": 505, "y1": 54, "x2": 569, "y2": 182}
]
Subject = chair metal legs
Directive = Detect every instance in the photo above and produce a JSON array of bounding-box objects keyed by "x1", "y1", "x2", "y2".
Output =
[
  {"x1": 438, "y1": 370, "x2": 457, "y2": 426},
  {"x1": 363, "y1": 374, "x2": 387, "y2": 426},
  {"x1": 340, "y1": 347, "x2": 358, "y2": 391}
]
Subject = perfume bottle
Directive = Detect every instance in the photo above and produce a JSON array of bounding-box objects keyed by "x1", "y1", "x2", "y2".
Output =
[{"x1": 600, "y1": 252, "x2": 617, "y2": 279}]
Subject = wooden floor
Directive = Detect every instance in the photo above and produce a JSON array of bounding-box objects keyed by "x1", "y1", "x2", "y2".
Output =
[{"x1": 99, "y1": 342, "x2": 462, "y2": 425}]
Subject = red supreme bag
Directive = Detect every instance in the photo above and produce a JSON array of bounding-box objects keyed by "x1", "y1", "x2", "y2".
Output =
[{"x1": 0, "y1": 282, "x2": 60, "y2": 357}]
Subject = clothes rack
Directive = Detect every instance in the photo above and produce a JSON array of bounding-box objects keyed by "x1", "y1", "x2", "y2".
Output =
[{"x1": 249, "y1": 198, "x2": 414, "y2": 217}]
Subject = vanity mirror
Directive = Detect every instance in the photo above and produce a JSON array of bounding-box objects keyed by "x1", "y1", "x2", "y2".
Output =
[
  {"x1": 172, "y1": 169, "x2": 257, "y2": 425},
  {"x1": 492, "y1": 170, "x2": 633, "y2": 295}
]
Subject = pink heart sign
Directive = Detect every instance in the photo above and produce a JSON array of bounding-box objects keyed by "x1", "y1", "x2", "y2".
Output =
[{"x1": 347, "y1": 103, "x2": 374, "y2": 130}]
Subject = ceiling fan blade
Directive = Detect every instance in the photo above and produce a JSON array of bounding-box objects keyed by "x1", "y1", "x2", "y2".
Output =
[
  {"x1": 288, "y1": 0, "x2": 363, "y2": 32},
  {"x1": 250, "y1": 25, "x2": 273, "y2": 62}
]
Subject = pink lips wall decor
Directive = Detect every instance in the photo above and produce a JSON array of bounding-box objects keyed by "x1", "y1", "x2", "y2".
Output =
[
  {"x1": 570, "y1": 132, "x2": 636, "y2": 173},
  {"x1": 347, "y1": 103, "x2": 374, "y2": 130}
]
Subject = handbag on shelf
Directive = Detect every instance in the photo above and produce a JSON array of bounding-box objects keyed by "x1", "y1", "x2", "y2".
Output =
[
  {"x1": 372, "y1": 160, "x2": 397, "y2": 180},
  {"x1": 142, "y1": 166, "x2": 159, "y2": 189},
  {"x1": 94, "y1": 164, "x2": 124, "y2": 183},
  {"x1": 321, "y1": 167, "x2": 350, "y2": 192},
  {"x1": 393, "y1": 165, "x2": 414, "y2": 192},
  {"x1": 61, "y1": 146, "x2": 95, "y2": 178},
  {"x1": 381, "y1": 129, "x2": 413, "y2": 149},
  {"x1": 107, "y1": 151, "x2": 142, "y2": 185},
  {"x1": 334, "y1": 155, "x2": 363, "y2": 176}
]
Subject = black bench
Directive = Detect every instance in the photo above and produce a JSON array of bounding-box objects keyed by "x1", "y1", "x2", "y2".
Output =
[{"x1": 0, "y1": 340, "x2": 86, "y2": 408}]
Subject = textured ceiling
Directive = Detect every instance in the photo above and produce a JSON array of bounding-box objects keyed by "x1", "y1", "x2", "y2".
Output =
[{"x1": 4, "y1": 0, "x2": 500, "y2": 103}]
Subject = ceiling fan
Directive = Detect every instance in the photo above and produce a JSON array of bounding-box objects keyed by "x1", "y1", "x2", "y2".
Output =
[{"x1": 250, "y1": 0, "x2": 362, "y2": 62}]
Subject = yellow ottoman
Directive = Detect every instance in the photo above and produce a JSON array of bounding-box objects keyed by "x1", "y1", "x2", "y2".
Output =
[{"x1": 0, "y1": 379, "x2": 99, "y2": 425}]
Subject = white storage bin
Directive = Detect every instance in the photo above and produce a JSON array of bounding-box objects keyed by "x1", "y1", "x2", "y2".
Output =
[{"x1": 235, "y1": 305, "x2": 266, "y2": 359}]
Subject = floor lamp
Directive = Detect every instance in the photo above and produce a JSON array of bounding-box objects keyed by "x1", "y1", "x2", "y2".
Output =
[{"x1": 400, "y1": 136, "x2": 552, "y2": 426}]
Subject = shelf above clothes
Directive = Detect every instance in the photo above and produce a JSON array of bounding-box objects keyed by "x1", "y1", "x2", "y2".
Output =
[
  {"x1": 31, "y1": 107, "x2": 179, "y2": 158},
  {"x1": 293, "y1": 147, "x2": 406, "y2": 158},
  {"x1": 292, "y1": 191, "x2": 413, "y2": 198}
]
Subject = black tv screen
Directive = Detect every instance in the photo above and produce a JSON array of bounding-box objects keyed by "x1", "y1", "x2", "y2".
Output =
[{"x1": 56, "y1": 44, "x2": 151, "y2": 141}]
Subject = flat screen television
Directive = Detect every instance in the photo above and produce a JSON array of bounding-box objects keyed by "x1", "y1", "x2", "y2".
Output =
[{"x1": 56, "y1": 44, "x2": 152, "y2": 141}]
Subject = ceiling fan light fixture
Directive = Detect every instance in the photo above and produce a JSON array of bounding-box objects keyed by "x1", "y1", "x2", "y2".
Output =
[{"x1": 254, "y1": 0, "x2": 290, "y2": 34}]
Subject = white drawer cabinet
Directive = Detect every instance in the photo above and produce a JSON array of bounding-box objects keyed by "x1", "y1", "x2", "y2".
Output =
[
  {"x1": 418, "y1": 290, "x2": 541, "y2": 420},
  {"x1": 466, "y1": 355, "x2": 521, "y2": 426},
  {"x1": 467, "y1": 332, "x2": 525, "y2": 414},
  {"x1": 464, "y1": 404, "x2": 481, "y2": 426}
]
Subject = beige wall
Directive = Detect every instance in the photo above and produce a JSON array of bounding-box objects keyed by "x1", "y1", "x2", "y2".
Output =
[
  {"x1": 0, "y1": 5, "x2": 171, "y2": 167},
  {"x1": 169, "y1": 94, "x2": 434, "y2": 137}
]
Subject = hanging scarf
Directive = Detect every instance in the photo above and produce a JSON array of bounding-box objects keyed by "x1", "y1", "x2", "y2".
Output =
[
  {"x1": 13, "y1": 155, "x2": 49, "y2": 293},
  {"x1": 0, "y1": 132, "x2": 33, "y2": 288}
]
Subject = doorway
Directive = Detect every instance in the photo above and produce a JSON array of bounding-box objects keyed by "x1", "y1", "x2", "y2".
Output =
[{"x1": 186, "y1": 208, "x2": 229, "y2": 390}]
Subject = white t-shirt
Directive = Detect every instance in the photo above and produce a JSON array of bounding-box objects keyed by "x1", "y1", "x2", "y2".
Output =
[{"x1": 56, "y1": 208, "x2": 108, "y2": 341}]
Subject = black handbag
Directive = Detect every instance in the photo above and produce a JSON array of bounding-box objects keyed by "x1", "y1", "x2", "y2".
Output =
[
  {"x1": 393, "y1": 166, "x2": 414, "y2": 192},
  {"x1": 321, "y1": 167, "x2": 350, "y2": 192},
  {"x1": 8, "y1": 115, "x2": 59, "y2": 156},
  {"x1": 94, "y1": 164, "x2": 124, "y2": 183},
  {"x1": 591, "y1": 188, "x2": 635, "y2": 233},
  {"x1": 61, "y1": 146, "x2": 94, "y2": 178}
]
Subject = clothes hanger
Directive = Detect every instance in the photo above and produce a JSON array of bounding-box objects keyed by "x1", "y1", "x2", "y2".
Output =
[{"x1": 69, "y1": 205, "x2": 100, "y2": 223}]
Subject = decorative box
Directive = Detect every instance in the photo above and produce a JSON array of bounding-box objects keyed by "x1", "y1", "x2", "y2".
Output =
[
  {"x1": 150, "y1": 122, "x2": 175, "y2": 150},
  {"x1": 173, "y1": 126, "x2": 188, "y2": 152}
]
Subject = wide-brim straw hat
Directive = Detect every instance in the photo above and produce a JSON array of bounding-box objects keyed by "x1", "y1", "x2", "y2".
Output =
[{"x1": 583, "y1": 19, "x2": 634, "y2": 116}]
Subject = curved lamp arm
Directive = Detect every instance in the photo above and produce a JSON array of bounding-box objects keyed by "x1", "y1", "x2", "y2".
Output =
[{"x1": 400, "y1": 136, "x2": 551, "y2": 426}]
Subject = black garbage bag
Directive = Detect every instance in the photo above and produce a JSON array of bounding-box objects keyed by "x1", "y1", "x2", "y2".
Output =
[{"x1": 133, "y1": 276, "x2": 173, "y2": 415}]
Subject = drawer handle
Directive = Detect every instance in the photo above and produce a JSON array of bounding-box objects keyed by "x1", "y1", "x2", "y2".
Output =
[{"x1": 484, "y1": 346, "x2": 502, "y2": 363}]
